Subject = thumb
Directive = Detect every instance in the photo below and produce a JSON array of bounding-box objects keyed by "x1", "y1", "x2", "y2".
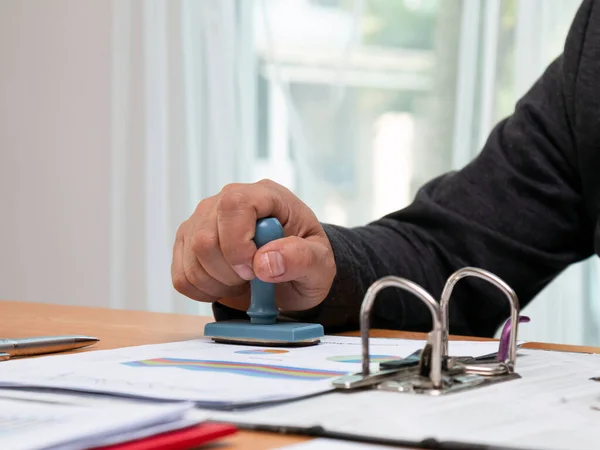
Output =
[{"x1": 252, "y1": 235, "x2": 335, "y2": 292}]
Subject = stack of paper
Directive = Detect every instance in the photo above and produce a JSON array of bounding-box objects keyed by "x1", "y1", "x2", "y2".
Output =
[
  {"x1": 0, "y1": 336, "x2": 502, "y2": 409},
  {"x1": 0, "y1": 397, "x2": 202, "y2": 450}
]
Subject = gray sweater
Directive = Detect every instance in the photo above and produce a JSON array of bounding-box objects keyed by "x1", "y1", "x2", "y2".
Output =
[{"x1": 214, "y1": 0, "x2": 600, "y2": 338}]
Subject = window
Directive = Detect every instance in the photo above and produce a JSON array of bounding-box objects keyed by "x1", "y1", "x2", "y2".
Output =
[{"x1": 245, "y1": 0, "x2": 595, "y2": 345}]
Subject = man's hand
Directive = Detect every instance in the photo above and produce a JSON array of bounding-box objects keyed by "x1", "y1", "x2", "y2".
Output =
[{"x1": 171, "y1": 179, "x2": 336, "y2": 312}]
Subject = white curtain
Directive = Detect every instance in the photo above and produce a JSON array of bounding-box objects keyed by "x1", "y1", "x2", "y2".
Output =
[{"x1": 109, "y1": 0, "x2": 253, "y2": 316}]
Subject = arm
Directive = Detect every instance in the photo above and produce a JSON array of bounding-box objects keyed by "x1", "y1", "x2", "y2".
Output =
[{"x1": 280, "y1": 1, "x2": 596, "y2": 337}]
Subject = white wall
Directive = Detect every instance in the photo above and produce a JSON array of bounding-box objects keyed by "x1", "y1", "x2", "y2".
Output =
[{"x1": 0, "y1": 0, "x2": 112, "y2": 307}]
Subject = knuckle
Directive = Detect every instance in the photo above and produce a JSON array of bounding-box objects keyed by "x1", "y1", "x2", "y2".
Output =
[
  {"x1": 172, "y1": 272, "x2": 190, "y2": 294},
  {"x1": 219, "y1": 183, "x2": 244, "y2": 198},
  {"x1": 218, "y1": 189, "x2": 250, "y2": 214},
  {"x1": 256, "y1": 178, "x2": 275, "y2": 188},
  {"x1": 183, "y1": 263, "x2": 205, "y2": 289},
  {"x1": 190, "y1": 230, "x2": 218, "y2": 255},
  {"x1": 194, "y1": 195, "x2": 217, "y2": 216}
]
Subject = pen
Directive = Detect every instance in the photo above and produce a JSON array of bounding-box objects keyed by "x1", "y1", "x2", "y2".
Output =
[{"x1": 0, "y1": 335, "x2": 99, "y2": 361}]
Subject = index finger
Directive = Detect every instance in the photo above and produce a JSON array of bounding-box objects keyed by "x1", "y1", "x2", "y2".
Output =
[{"x1": 216, "y1": 180, "x2": 290, "y2": 271}]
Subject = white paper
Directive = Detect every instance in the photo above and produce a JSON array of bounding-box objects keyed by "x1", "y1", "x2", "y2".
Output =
[
  {"x1": 205, "y1": 348, "x2": 600, "y2": 450},
  {"x1": 277, "y1": 438, "x2": 409, "y2": 450},
  {"x1": 0, "y1": 398, "x2": 200, "y2": 450},
  {"x1": 0, "y1": 336, "x2": 502, "y2": 408}
]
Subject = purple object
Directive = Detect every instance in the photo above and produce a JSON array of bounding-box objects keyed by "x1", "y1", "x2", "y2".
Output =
[{"x1": 497, "y1": 315, "x2": 530, "y2": 362}]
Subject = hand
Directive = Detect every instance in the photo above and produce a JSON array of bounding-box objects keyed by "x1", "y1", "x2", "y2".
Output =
[{"x1": 171, "y1": 179, "x2": 336, "y2": 312}]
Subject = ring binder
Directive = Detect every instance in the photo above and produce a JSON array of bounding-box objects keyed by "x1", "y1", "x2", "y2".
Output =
[{"x1": 331, "y1": 267, "x2": 523, "y2": 395}]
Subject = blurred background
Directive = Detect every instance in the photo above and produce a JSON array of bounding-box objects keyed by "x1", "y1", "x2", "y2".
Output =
[{"x1": 1, "y1": 0, "x2": 597, "y2": 346}]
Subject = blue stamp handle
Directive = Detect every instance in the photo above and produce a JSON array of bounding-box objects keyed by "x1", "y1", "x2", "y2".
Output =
[{"x1": 247, "y1": 217, "x2": 284, "y2": 324}]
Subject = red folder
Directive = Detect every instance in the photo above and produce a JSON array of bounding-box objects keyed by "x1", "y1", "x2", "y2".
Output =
[{"x1": 96, "y1": 422, "x2": 238, "y2": 450}]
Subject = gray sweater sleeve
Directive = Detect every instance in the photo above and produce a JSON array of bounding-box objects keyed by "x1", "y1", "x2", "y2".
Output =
[{"x1": 213, "y1": 0, "x2": 596, "y2": 337}]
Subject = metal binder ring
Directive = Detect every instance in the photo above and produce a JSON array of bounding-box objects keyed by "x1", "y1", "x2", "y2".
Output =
[
  {"x1": 359, "y1": 276, "x2": 443, "y2": 388},
  {"x1": 439, "y1": 267, "x2": 520, "y2": 370}
]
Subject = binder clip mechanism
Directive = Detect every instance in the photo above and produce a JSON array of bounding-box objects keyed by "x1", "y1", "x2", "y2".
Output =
[{"x1": 331, "y1": 267, "x2": 522, "y2": 396}]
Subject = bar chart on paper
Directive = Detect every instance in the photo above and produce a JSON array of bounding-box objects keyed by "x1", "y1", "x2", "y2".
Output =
[{"x1": 123, "y1": 358, "x2": 347, "y2": 381}]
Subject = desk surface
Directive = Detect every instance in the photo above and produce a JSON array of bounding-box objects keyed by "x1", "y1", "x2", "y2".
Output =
[{"x1": 3, "y1": 299, "x2": 600, "y2": 450}]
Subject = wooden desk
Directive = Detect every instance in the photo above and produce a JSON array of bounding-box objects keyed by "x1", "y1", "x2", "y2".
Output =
[{"x1": 2, "y1": 300, "x2": 600, "y2": 449}]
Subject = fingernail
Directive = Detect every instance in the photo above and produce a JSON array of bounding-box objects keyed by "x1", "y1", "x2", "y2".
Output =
[
  {"x1": 233, "y1": 264, "x2": 255, "y2": 280},
  {"x1": 263, "y1": 251, "x2": 285, "y2": 277}
]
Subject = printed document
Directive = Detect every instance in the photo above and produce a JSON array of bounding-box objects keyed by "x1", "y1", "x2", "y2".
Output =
[
  {"x1": 0, "y1": 336, "x2": 500, "y2": 408},
  {"x1": 207, "y1": 348, "x2": 600, "y2": 450}
]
